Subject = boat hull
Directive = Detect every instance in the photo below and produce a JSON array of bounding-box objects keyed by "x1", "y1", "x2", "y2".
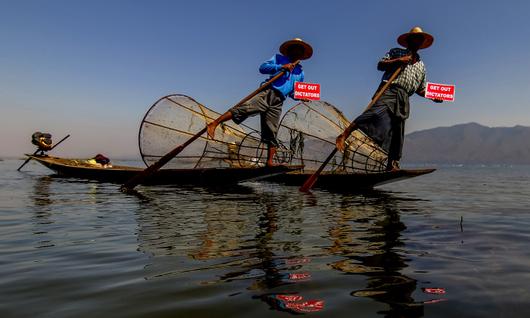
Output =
[
  {"x1": 26, "y1": 155, "x2": 435, "y2": 189},
  {"x1": 27, "y1": 155, "x2": 302, "y2": 186},
  {"x1": 265, "y1": 169, "x2": 436, "y2": 191}
]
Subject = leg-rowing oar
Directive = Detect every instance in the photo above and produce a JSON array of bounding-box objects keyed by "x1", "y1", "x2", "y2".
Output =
[
  {"x1": 17, "y1": 134, "x2": 71, "y2": 171},
  {"x1": 121, "y1": 61, "x2": 299, "y2": 191},
  {"x1": 299, "y1": 66, "x2": 404, "y2": 192}
]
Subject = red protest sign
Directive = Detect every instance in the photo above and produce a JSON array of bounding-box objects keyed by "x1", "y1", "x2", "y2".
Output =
[
  {"x1": 422, "y1": 287, "x2": 446, "y2": 295},
  {"x1": 425, "y1": 82, "x2": 455, "y2": 102},
  {"x1": 285, "y1": 300, "x2": 325, "y2": 313},
  {"x1": 294, "y1": 82, "x2": 320, "y2": 100}
]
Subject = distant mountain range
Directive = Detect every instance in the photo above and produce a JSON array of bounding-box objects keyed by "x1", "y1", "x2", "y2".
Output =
[{"x1": 402, "y1": 123, "x2": 530, "y2": 164}]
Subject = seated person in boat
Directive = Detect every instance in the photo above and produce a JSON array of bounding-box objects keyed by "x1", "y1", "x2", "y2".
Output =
[
  {"x1": 207, "y1": 38, "x2": 313, "y2": 167},
  {"x1": 87, "y1": 154, "x2": 112, "y2": 168},
  {"x1": 336, "y1": 27, "x2": 442, "y2": 171}
]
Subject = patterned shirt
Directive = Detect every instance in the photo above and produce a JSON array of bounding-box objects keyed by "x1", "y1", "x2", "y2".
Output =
[{"x1": 381, "y1": 48, "x2": 426, "y2": 96}]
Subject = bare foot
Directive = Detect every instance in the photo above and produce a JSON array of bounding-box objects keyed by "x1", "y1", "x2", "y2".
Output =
[
  {"x1": 206, "y1": 121, "x2": 217, "y2": 139},
  {"x1": 385, "y1": 160, "x2": 400, "y2": 172}
]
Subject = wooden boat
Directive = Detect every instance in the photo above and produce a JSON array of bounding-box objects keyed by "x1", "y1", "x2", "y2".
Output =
[
  {"x1": 264, "y1": 168, "x2": 436, "y2": 191},
  {"x1": 27, "y1": 155, "x2": 434, "y2": 190},
  {"x1": 26, "y1": 155, "x2": 303, "y2": 186}
]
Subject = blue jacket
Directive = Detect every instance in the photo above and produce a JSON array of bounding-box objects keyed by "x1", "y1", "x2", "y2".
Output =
[{"x1": 259, "y1": 54, "x2": 304, "y2": 99}]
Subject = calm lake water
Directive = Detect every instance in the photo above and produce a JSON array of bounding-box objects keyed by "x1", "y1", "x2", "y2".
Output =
[{"x1": 1, "y1": 159, "x2": 530, "y2": 317}]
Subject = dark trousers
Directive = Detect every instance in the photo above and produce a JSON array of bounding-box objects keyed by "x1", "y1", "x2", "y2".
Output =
[
  {"x1": 354, "y1": 85, "x2": 408, "y2": 161},
  {"x1": 388, "y1": 116, "x2": 405, "y2": 161},
  {"x1": 229, "y1": 88, "x2": 284, "y2": 147}
]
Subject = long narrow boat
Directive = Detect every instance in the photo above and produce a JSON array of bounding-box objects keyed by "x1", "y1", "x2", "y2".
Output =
[
  {"x1": 26, "y1": 155, "x2": 303, "y2": 186},
  {"x1": 27, "y1": 155, "x2": 434, "y2": 190},
  {"x1": 264, "y1": 168, "x2": 436, "y2": 191}
]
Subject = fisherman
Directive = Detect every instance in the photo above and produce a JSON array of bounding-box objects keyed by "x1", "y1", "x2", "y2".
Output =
[
  {"x1": 207, "y1": 38, "x2": 313, "y2": 167},
  {"x1": 336, "y1": 27, "x2": 442, "y2": 171}
]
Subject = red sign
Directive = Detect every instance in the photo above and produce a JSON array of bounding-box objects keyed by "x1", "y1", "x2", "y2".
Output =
[
  {"x1": 294, "y1": 82, "x2": 320, "y2": 100},
  {"x1": 422, "y1": 287, "x2": 446, "y2": 294},
  {"x1": 425, "y1": 82, "x2": 455, "y2": 102},
  {"x1": 285, "y1": 300, "x2": 325, "y2": 313},
  {"x1": 288, "y1": 272, "x2": 311, "y2": 281},
  {"x1": 276, "y1": 295, "x2": 303, "y2": 302}
]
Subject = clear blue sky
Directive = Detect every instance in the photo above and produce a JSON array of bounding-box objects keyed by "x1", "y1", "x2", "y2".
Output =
[{"x1": 1, "y1": 0, "x2": 529, "y2": 158}]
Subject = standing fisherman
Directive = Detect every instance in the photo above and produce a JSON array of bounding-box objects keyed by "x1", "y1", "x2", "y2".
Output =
[
  {"x1": 336, "y1": 27, "x2": 442, "y2": 171},
  {"x1": 207, "y1": 38, "x2": 313, "y2": 167}
]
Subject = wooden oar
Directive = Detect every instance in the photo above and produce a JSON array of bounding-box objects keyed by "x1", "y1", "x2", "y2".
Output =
[
  {"x1": 299, "y1": 66, "x2": 404, "y2": 192},
  {"x1": 121, "y1": 61, "x2": 300, "y2": 191},
  {"x1": 17, "y1": 134, "x2": 71, "y2": 171}
]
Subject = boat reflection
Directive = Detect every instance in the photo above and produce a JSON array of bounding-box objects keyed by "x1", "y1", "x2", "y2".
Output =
[
  {"x1": 327, "y1": 191, "x2": 424, "y2": 317},
  {"x1": 136, "y1": 186, "x2": 324, "y2": 314},
  {"x1": 32, "y1": 176, "x2": 55, "y2": 209},
  {"x1": 30, "y1": 176, "x2": 56, "y2": 249},
  {"x1": 134, "y1": 185, "x2": 434, "y2": 316},
  {"x1": 208, "y1": 190, "x2": 325, "y2": 315}
]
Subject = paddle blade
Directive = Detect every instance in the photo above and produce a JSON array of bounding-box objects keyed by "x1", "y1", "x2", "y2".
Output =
[
  {"x1": 299, "y1": 147, "x2": 339, "y2": 192},
  {"x1": 17, "y1": 156, "x2": 33, "y2": 171},
  {"x1": 120, "y1": 163, "x2": 159, "y2": 191},
  {"x1": 299, "y1": 173, "x2": 318, "y2": 192}
]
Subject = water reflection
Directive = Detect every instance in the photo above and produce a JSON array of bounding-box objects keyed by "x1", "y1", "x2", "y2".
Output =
[
  {"x1": 328, "y1": 191, "x2": 424, "y2": 317},
  {"x1": 136, "y1": 186, "x2": 326, "y2": 314},
  {"x1": 134, "y1": 185, "x2": 435, "y2": 316},
  {"x1": 215, "y1": 194, "x2": 285, "y2": 287},
  {"x1": 191, "y1": 190, "x2": 324, "y2": 314},
  {"x1": 29, "y1": 176, "x2": 113, "y2": 249},
  {"x1": 32, "y1": 176, "x2": 55, "y2": 210},
  {"x1": 10, "y1": 163, "x2": 530, "y2": 317},
  {"x1": 31, "y1": 176, "x2": 55, "y2": 249}
]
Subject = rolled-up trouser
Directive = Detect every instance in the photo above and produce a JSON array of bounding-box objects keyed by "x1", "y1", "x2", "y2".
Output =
[{"x1": 229, "y1": 87, "x2": 284, "y2": 147}]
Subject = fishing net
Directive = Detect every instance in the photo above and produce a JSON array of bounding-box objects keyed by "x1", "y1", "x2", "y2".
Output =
[
  {"x1": 139, "y1": 94, "x2": 272, "y2": 169},
  {"x1": 139, "y1": 94, "x2": 387, "y2": 173},
  {"x1": 277, "y1": 101, "x2": 388, "y2": 173}
]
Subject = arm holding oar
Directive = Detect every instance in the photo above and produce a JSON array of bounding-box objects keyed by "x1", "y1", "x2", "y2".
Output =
[
  {"x1": 206, "y1": 60, "x2": 300, "y2": 140},
  {"x1": 299, "y1": 66, "x2": 404, "y2": 192}
]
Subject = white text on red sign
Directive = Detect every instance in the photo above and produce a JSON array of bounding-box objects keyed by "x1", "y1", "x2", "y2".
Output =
[
  {"x1": 425, "y1": 82, "x2": 455, "y2": 102},
  {"x1": 294, "y1": 82, "x2": 320, "y2": 100}
]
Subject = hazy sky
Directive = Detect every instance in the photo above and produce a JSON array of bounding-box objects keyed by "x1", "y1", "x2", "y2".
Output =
[{"x1": 1, "y1": 0, "x2": 529, "y2": 158}]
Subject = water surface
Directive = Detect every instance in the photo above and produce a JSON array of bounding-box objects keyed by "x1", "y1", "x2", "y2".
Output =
[{"x1": 1, "y1": 160, "x2": 530, "y2": 317}]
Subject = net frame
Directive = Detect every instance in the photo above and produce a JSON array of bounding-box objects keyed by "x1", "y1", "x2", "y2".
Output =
[
  {"x1": 138, "y1": 94, "x2": 277, "y2": 169},
  {"x1": 277, "y1": 101, "x2": 388, "y2": 174},
  {"x1": 138, "y1": 94, "x2": 388, "y2": 173}
]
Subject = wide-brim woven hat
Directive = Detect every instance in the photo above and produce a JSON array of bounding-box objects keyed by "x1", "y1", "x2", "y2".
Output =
[
  {"x1": 279, "y1": 38, "x2": 313, "y2": 60},
  {"x1": 397, "y1": 27, "x2": 434, "y2": 49}
]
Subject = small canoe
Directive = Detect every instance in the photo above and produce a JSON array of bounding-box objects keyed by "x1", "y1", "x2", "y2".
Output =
[
  {"x1": 26, "y1": 155, "x2": 303, "y2": 186},
  {"x1": 264, "y1": 168, "x2": 436, "y2": 191}
]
